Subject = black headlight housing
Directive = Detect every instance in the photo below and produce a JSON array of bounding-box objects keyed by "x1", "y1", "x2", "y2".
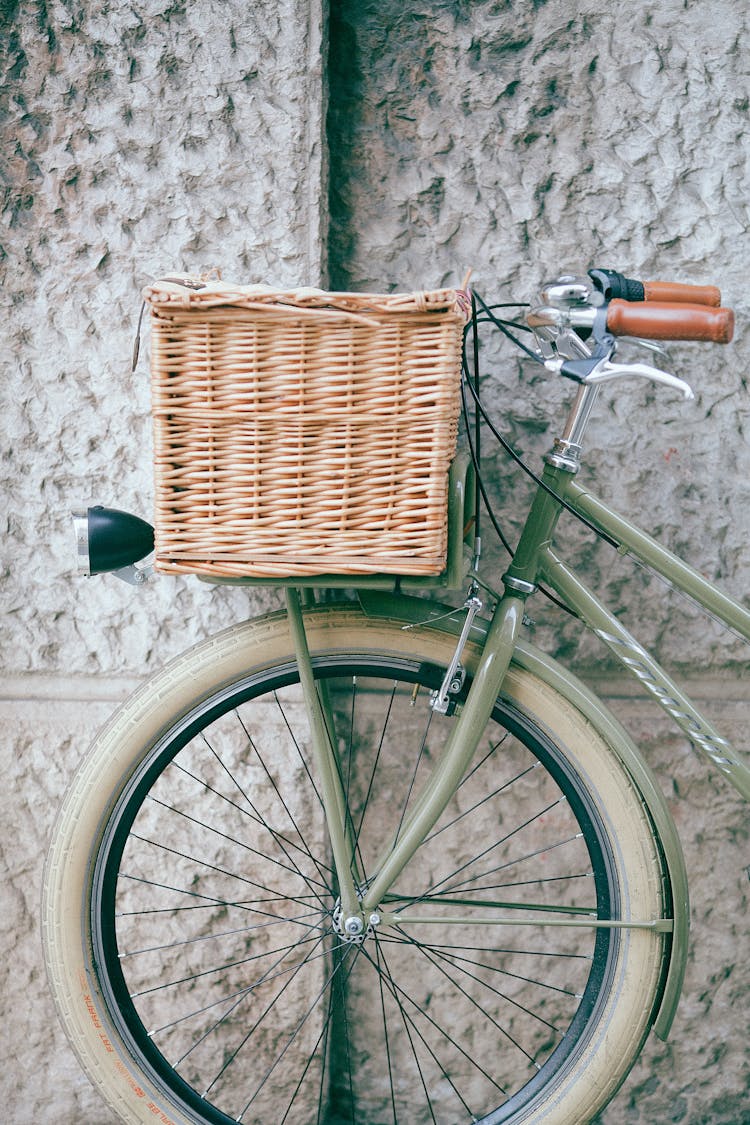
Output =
[{"x1": 72, "y1": 506, "x2": 155, "y2": 576}]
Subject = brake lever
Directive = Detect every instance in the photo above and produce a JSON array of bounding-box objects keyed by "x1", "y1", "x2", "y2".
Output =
[
  {"x1": 583, "y1": 360, "x2": 694, "y2": 400},
  {"x1": 616, "y1": 336, "x2": 673, "y2": 362},
  {"x1": 544, "y1": 350, "x2": 694, "y2": 400}
]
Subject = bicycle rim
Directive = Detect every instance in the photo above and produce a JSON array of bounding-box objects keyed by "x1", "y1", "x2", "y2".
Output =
[{"x1": 87, "y1": 650, "x2": 625, "y2": 1125}]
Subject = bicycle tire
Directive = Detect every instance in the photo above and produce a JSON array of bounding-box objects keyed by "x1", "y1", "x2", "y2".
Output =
[{"x1": 42, "y1": 604, "x2": 669, "y2": 1125}]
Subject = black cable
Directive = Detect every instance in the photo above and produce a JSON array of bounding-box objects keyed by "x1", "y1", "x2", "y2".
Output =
[
  {"x1": 471, "y1": 291, "x2": 546, "y2": 365},
  {"x1": 457, "y1": 289, "x2": 625, "y2": 621},
  {"x1": 460, "y1": 378, "x2": 513, "y2": 556},
  {"x1": 470, "y1": 293, "x2": 482, "y2": 556},
  {"x1": 459, "y1": 326, "x2": 581, "y2": 619},
  {"x1": 460, "y1": 377, "x2": 580, "y2": 619},
  {"x1": 460, "y1": 291, "x2": 618, "y2": 545},
  {"x1": 461, "y1": 372, "x2": 620, "y2": 550}
]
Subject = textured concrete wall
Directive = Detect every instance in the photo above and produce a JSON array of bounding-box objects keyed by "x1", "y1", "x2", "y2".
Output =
[
  {"x1": 327, "y1": 5, "x2": 750, "y2": 1122},
  {"x1": 1, "y1": 1, "x2": 326, "y2": 1120},
  {"x1": 1, "y1": 0, "x2": 749, "y2": 1121},
  {"x1": 328, "y1": 0, "x2": 750, "y2": 672},
  {"x1": 3, "y1": 0, "x2": 326, "y2": 679}
]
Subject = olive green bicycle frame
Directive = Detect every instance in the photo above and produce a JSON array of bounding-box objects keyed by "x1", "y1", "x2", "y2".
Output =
[{"x1": 284, "y1": 454, "x2": 750, "y2": 941}]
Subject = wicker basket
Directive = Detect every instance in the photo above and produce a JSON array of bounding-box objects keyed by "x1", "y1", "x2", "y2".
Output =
[{"x1": 145, "y1": 278, "x2": 469, "y2": 578}]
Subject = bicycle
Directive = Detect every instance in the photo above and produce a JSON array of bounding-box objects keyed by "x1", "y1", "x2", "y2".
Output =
[{"x1": 42, "y1": 268, "x2": 748, "y2": 1125}]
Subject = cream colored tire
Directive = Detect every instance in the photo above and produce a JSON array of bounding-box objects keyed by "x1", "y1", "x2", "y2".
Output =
[{"x1": 43, "y1": 606, "x2": 668, "y2": 1125}]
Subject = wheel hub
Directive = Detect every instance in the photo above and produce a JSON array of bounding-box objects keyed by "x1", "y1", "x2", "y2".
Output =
[{"x1": 331, "y1": 899, "x2": 380, "y2": 945}]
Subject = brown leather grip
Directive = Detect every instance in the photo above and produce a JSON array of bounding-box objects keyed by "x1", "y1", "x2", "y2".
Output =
[
  {"x1": 606, "y1": 300, "x2": 734, "y2": 344},
  {"x1": 643, "y1": 280, "x2": 721, "y2": 307}
]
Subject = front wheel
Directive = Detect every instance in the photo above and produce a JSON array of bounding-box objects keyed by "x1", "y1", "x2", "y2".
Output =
[{"x1": 43, "y1": 605, "x2": 669, "y2": 1125}]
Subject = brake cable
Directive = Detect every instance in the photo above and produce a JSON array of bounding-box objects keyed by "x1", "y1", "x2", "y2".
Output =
[{"x1": 460, "y1": 293, "x2": 622, "y2": 619}]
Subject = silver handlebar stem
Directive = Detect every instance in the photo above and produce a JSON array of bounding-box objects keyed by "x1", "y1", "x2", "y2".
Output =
[
  {"x1": 545, "y1": 383, "x2": 601, "y2": 474},
  {"x1": 527, "y1": 278, "x2": 696, "y2": 474}
]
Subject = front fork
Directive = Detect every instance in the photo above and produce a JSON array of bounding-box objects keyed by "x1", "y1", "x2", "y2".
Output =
[
  {"x1": 284, "y1": 586, "x2": 529, "y2": 929},
  {"x1": 360, "y1": 466, "x2": 570, "y2": 915}
]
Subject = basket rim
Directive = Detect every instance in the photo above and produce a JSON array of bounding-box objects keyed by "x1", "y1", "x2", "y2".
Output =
[{"x1": 143, "y1": 276, "x2": 471, "y2": 319}]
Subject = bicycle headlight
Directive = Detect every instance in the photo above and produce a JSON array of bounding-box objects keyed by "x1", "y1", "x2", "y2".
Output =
[{"x1": 71, "y1": 506, "x2": 154, "y2": 576}]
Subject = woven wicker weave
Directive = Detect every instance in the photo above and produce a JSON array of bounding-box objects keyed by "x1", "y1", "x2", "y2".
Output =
[{"x1": 146, "y1": 279, "x2": 469, "y2": 578}]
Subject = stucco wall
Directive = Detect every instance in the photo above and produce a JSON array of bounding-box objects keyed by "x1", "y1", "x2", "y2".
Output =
[
  {"x1": 2, "y1": 0, "x2": 749, "y2": 1121},
  {"x1": 328, "y1": 0, "x2": 750, "y2": 672},
  {"x1": 327, "y1": 15, "x2": 750, "y2": 1112},
  {"x1": 3, "y1": 0, "x2": 326, "y2": 678},
  {"x1": 2, "y1": 1, "x2": 326, "y2": 1120}
]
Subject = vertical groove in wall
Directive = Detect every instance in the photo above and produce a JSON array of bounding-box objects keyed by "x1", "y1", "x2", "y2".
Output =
[
  {"x1": 306, "y1": 0, "x2": 329, "y2": 286},
  {"x1": 316, "y1": 0, "x2": 331, "y2": 287},
  {"x1": 325, "y1": 1, "x2": 360, "y2": 290}
]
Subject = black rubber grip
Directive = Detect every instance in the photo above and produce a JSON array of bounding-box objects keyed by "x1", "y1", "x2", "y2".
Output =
[{"x1": 588, "y1": 269, "x2": 645, "y2": 302}]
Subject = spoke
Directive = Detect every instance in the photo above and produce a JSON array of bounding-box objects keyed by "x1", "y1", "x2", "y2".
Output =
[
  {"x1": 393, "y1": 707, "x2": 435, "y2": 845},
  {"x1": 363, "y1": 939, "x2": 507, "y2": 1099},
  {"x1": 368, "y1": 944, "x2": 439, "y2": 1125},
  {"x1": 366, "y1": 939, "x2": 483, "y2": 1120},
  {"x1": 128, "y1": 828, "x2": 330, "y2": 912},
  {"x1": 173, "y1": 742, "x2": 334, "y2": 886},
  {"x1": 204, "y1": 928, "x2": 334, "y2": 1100},
  {"x1": 184, "y1": 927, "x2": 335, "y2": 1084},
  {"x1": 271, "y1": 683, "x2": 371, "y2": 894},
  {"x1": 346, "y1": 675, "x2": 357, "y2": 803},
  {"x1": 273, "y1": 690, "x2": 326, "y2": 813},
  {"x1": 148, "y1": 939, "x2": 338, "y2": 1040},
  {"x1": 280, "y1": 985, "x2": 337, "y2": 1125},
  {"x1": 435, "y1": 832, "x2": 589, "y2": 899},
  {"x1": 430, "y1": 942, "x2": 568, "y2": 1028},
  {"x1": 131, "y1": 932, "x2": 326, "y2": 1000},
  {"x1": 453, "y1": 872, "x2": 594, "y2": 893},
  {"x1": 388, "y1": 834, "x2": 584, "y2": 909},
  {"x1": 316, "y1": 969, "x2": 335, "y2": 1125},
  {"x1": 117, "y1": 892, "x2": 321, "y2": 917},
  {"x1": 119, "y1": 910, "x2": 326, "y2": 959},
  {"x1": 423, "y1": 760, "x2": 538, "y2": 845},
  {"x1": 234, "y1": 706, "x2": 334, "y2": 890},
  {"x1": 418, "y1": 795, "x2": 568, "y2": 900},
  {"x1": 405, "y1": 939, "x2": 591, "y2": 960},
  {"x1": 170, "y1": 933, "x2": 327, "y2": 1065},
  {"x1": 429, "y1": 946, "x2": 582, "y2": 998},
  {"x1": 399, "y1": 929, "x2": 552, "y2": 1058},
  {"x1": 353, "y1": 681, "x2": 398, "y2": 852},
  {"x1": 143, "y1": 794, "x2": 331, "y2": 901},
  {"x1": 373, "y1": 931, "x2": 593, "y2": 970},
  {"x1": 235, "y1": 941, "x2": 361, "y2": 1120},
  {"x1": 374, "y1": 941, "x2": 398, "y2": 1125},
  {"x1": 454, "y1": 731, "x2": 512, "y2": 791},
  {"x1": 336, "y1": 940, "x2": 356, "y2": 1125},
  {"x1": 119, "y1": 871, "x2": 322, "y2": 919}
]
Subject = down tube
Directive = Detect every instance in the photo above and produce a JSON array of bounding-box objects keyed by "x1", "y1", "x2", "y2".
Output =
[
  {"x1": 563, "y1": 479, "x2": 750, "y2": 640},
  {"x1": 540, "y1": 547, "x2": 750, "y2": 803}
]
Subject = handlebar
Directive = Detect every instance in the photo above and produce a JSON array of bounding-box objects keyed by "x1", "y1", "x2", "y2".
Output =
[
  {"x1": 526, "y1": 270, "x2": 735, "y2": 400},
  {"x1": 589, "y1": 268, "x2": 722, "y2": 307},
  {"x1": 605, "y1": 299, "x2": 734, "y2": 344}
]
